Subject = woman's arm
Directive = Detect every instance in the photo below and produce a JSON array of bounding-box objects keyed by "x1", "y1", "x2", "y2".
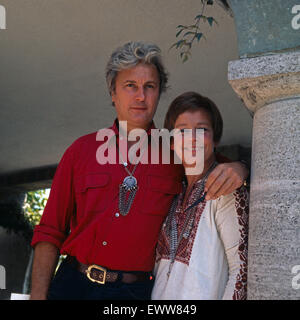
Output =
[{"x1": 215, "y1": 187, "x2": 249, "y2": 300}]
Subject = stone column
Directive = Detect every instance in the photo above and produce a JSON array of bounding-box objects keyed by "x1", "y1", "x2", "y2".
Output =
[{"x1": 228, "y1": 51, "x2": 300, "y2": 299}]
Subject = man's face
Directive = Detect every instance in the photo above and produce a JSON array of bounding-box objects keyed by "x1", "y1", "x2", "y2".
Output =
[{"x1": 111, "y1": 63, "x2": 160, "y2": 132}]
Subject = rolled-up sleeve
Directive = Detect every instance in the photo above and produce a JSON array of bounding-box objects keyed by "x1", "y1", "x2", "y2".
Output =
[{"x1": 31, "y1": 145, "x2": 76, "y2": 250}]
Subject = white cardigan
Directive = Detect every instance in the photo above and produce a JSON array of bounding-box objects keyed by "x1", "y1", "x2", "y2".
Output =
[{"x1": 151, "y1": 184, "x2": 249, "y2": 300}]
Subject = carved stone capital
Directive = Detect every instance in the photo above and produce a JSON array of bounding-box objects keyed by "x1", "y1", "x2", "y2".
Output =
[{"x1": 228, "y1": 51, "x2": 300, "y2": 114}]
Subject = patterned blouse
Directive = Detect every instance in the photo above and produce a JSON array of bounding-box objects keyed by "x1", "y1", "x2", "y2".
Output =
[{"x1": 151, "y1": 180, "x2": 249, "y2": 300}]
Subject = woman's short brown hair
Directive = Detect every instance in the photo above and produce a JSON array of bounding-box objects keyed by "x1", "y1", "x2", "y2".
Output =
[{"x1": 164, "y1": 91, "x2": 223, "y2": 144}]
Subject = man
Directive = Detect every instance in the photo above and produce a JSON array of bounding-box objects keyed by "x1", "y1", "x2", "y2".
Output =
[{"x1": 30, "y1": 42, "x2": 249, "y2": 300}]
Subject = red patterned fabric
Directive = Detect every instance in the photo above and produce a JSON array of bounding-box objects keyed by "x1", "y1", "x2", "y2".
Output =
[
  {"x1": 156, "y1": 182, "x2": 206, "y2": 265},
  {"x1": 232, "y1": 187, "x2": 249, "y2": 300}
]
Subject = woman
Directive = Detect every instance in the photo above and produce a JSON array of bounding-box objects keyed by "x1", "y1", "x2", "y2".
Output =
[{"x1": 151, "y1": 92, "x2": 248, "y2": 300}]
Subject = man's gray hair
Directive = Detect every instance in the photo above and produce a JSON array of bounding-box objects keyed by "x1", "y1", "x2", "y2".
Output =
[{"x1": 106, "y1": 41, "x2": 168, "y2": 96}]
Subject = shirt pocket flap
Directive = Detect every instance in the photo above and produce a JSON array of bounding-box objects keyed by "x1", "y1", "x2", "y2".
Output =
[
  {"x1": 148, "y1": 175, "x2": 182, "y2": 195},
  {"x1": 75, "y1": 173, "x2": 110, "y2": 193}
]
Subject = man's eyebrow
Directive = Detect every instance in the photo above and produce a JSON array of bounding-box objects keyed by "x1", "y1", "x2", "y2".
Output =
[
  {"x1": 123, "y1": 80, "x2": 137, "y2": 83},
  {"x1": 123, "y1": 80, "x2": 158, "y2": 84}
]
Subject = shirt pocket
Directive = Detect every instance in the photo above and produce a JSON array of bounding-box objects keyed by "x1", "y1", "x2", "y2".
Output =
[
  {"x1": 140, "y1": 175, "x2": 182, "y2": 216},
  {"x1": 74, "y1": 173, "x2": 111, "y2": 216}
]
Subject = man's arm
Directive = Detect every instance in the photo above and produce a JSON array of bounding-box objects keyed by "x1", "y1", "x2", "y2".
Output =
[
  {"x1": 205, "y1": 161, "x2": 249, "y2": 200},
  {"x1": 30, "y1": 144, "x2": 76, "y2": 299},
  {"x1": 30, "y1": 242, "x2": 59, "y2": 300}
]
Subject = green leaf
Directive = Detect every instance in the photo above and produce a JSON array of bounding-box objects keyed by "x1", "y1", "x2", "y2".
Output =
[
  {"x1": 176, "y1": 28, "x2": 184, "y2": 37},
  {"x1": 176, "y1": 40, "x2": 183, "y2": 48},
  {"x1": 188, "y1": 25, "x2": 198, "y2": 29},
  {"x1": 180, "y1": 51, "x2": 191, "y2": 60},
  {"x1": 169, "y1": 41, "x2": 181, "y2": 51},
  {"x1": 207, "y1": 17, "x2": 214, "y2": 26},
  {"x1": 169, "y1": 40, "x2": 186, "y2": 51},
  {"x1": 195, "y1": 33, "x2": 203, "y2": 41},
  {"x1": 182, "y1": 54, "x2": 189, "y2": 63},
  {"x1": 183, "y1": 31, "x2": 195, "y2": 38}
]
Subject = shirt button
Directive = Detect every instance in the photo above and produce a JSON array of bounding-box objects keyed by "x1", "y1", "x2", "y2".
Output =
[
  {"x1": 102, "y1": 241, "x2": 107, "y2": 246},
  {"x1": 115, "y1": 213, "x2": 120, "y2": 217}
]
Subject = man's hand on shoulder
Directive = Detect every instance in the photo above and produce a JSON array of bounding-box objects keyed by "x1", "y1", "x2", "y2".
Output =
[{"x1": 205, "y1": 161, "x2": 249, "y2": 200}]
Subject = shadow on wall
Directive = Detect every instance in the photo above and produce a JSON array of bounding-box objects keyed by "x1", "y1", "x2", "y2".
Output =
[{"x1": 0, "y1": 227, "x2": 31, "y2": 300}]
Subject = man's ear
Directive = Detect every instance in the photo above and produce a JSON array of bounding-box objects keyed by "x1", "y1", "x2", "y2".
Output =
[{"x1": 111, "y1": 91, "x2": 116, "y2": 107}]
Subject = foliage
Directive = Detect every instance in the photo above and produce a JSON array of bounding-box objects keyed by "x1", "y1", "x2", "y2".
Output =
[
  {"x1": 170, "y1": 0, "x2": 231, "y2": 62},
  {"x1": 23, "y1": 189, "x2": 48, "y2": 229},
  {"x1": 24, "y1": 189, "x2": 66, "y2": 268},
  {"x1": 0, "y1": 189, "x2": 48, "y2": 242}
]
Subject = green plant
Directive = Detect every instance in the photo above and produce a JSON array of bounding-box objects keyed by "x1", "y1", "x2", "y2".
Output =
[
  {"x1": 170, "y1": 0, "x2": 231, "y2": 62},
  {"x1": 23, "y1": 190, "x2": 48, "y2": 229},
  {"x1": 24, "y1": 189, "x2": 66, "y2": 270}
]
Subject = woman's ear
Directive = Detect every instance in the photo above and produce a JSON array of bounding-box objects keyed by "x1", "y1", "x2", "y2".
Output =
[
  {"x1": 214, "y1": 141, "x2": 219, "y2": 152},
  {"x1": 171, "y1": 141, "x2": 174, "y2": 151},
  {"x1": 170, "y1": 136, "x2": 175, "y2": 151}
]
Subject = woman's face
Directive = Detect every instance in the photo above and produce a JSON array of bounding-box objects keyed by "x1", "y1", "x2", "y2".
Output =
[{"x1": 172, "y1": 109, "x2": 216, "y2": 173}]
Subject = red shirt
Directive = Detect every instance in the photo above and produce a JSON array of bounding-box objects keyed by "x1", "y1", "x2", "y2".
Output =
[{"x1": 31, "y1": 120, "x2": 183, "y2": 271}]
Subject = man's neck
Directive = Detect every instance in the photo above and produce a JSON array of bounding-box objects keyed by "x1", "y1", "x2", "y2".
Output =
[
  {"x1": 118, "y1": 120, "x2": 151, "y2": 132},
  {"x1": 118, "y1": 120, "x2": 152, "y2": 148},
  {"x1": 118, "y1": 121, "x2": 152, "y2": 150}
]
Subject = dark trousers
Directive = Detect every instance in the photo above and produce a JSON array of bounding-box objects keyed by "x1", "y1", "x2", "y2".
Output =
[{"x1": 47, "y1": 259, "x2": 154, "y2": 300}]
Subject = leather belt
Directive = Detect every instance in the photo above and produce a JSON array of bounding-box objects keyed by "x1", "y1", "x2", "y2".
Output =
[{"x1": 67, "y1": 257, "x2": 151, "y2": 285}]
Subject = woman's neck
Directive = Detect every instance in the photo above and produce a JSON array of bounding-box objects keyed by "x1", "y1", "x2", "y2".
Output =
[{"x1": 185, "y1": 154, "x2": 216, "y2": 188}]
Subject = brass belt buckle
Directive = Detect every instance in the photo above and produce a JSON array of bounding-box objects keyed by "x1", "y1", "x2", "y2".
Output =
[{"x1": 86, "y1": 264, "x2": 107, "y2": 285}]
